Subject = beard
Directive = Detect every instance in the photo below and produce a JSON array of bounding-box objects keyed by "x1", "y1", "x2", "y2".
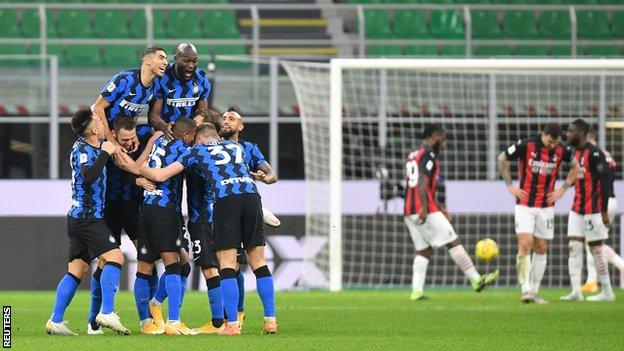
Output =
[
  {"x1": 218, "y1": 129, "x2": 236, "y2": 139},
  {"x1": 433, "y1": 141, "x2": 442, "y2": 154},
  {"x1": 566, "y1": 138, "x2": 579, "y2": 147}
]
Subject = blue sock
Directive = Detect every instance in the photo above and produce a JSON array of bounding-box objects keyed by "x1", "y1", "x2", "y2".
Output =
[
  {"x1": 254, "y1": 266, "x2": 275, "y2": 318},
  {"x1": 206, "y1": 277, "x2": 224, "y2": 322},
  {"x1": 180, "y1": 263, "x2": 190, "y2": 309},
  {"x1": 87, "y1": 268, "x2": 102, "y2": 323},
  {"x1": 180, "y1": 275, "x2": 187, "y2": 309},
  {"x1": 154, "y1": 272, "x2": 168, "y2": 303},
  {"x1": 51, "y1": 273, "x2": 80, "y2": 323},
  {"x1": 236, "y1": 270, "x2": 245, "y2": 312},
  {"x1": 164, "y1": 263, "x2": 182, "y2": 321},
  {"x1": 134, "y1": 273, "x2": 151, "y2": 321},
  {"x1": 148, "y1": 269, "x2": 159, "y2": 299},
  {"x1": 220, "y1": 269, "x2": 239, "y2": 323},
  {"x1": 100, "y1": 262, "x2": 121, "y2": 315}
]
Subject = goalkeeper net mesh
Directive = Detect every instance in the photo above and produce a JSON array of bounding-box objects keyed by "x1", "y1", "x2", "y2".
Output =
[{"x1": 283, "y1": 59, "x2": 623, "y2": 290}]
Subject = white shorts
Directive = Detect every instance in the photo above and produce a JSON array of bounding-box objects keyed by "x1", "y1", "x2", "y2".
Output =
[
  {"x1": 514, "y1": 205, "x2": 555, "y2": 240},
  {"x1": 404, "y1": 212, "x2": 458, "y2": 251},
  {"x1": 567, "y1": 211, "x2": 609, "y2": 242},
  {"x1": 608, "y1": 197, "x2": 617, "y2": 224}
]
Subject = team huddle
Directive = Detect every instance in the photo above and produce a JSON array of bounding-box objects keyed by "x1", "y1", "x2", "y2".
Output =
[{"x1": 45, "y1": 44, "x2": 279, "y2": 336}]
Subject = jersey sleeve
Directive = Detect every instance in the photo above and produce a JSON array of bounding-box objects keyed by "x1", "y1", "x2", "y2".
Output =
[
  {"x1": 153, "y1": 79, "x2": 165, "y2": 100},
  {"x1": 418, "y1": 151, "x2": 435, "y2": 177},
  {"x1": 590, "y1": 149, "x2": 612, "y2": 212},
  {"x1": 199, "y1": 73, "x2": 212, "y2": 101},
  {"x1": 176, "y1": 147, "x2": 198, "y2": 169},
  {"x1": 100, "y1": 73, "x2": 127, "y2": 104},
  {"x1": 504, "y1": 138, "x2": 527, "y2": 161},
  {"x1": 248, "y1": 143, "x2": 266, "y2": 171}
]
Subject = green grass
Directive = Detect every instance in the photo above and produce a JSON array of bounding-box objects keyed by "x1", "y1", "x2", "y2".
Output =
[{"x1": 2, "y1": 289, "x2": 624, "y2": 350}]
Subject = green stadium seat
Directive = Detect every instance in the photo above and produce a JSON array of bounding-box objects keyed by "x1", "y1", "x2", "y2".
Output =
[
  {"x1": 471, "y1": 11, "x2": 503, "y2": 39},
  {"x1": 214, "y1": 45, "x2": 249, "y2": 68},
  {"x1": 600, "y1": 0, "x2": 624, "y2": 3},
  {"x1": 362, "y1": 10, "x2": 393, "y2": 38},
  {"x1": 57, "y1": 10, "x2": 93, "y2": 38},
  {"x1": 514, "y1": 45, "x2": 549, "y2": 56},
  {"x1": 102, "y1": 45, "x2": 141, "y2": 67},
  {"x1": 203, "y1": 10, "x2": 240, "y2": 38},
  {"x1": 22, "y1": 10, "x2": 58, "y2": 38},
  {"x1": 475, "y1": 45, "x2": 512, "y2": 57},
  {"x1": 611, "y1": 12, "x2": 624, "y2": 37},
  {"x1": 0, "y1": 10, "x2": 20, "y2": 38},
  {"x1": 441, "y1": 45, "x2": 466, "y2": 57},
  {"x1": 168, "y1": 10, "x2": 202, "y2": 38},
  {"x1": 0, "y1": 44, "x2": 28, "y2": 66},
  {"x1": 577, "y1": 11, "x2": 612, "y2": 39},
  {"x1": 65, "y1": 45, "x2": 102, "y2": 67},
  {"x1": 461, "y1": 0, "x2": 490, "y2": 3},
  {"x1": 538, "y1": 0, "x2": 564, "y2": 3},
  {"x1": 367, "y1": 45, "x2": 402, "y2": 56},
  {"x1": 550, "y1": 45, "x2": 572, "y2": 57},
  {"x1": 403, "y1": 45, "x2": 438, "y2": 56},
  {"x1": 31, "y1": 44, "x2": 66, "y2": 66},
  {"x1": 393, "y1": 10, "x2": 429, "y2": 38},
  {"x1": 94, "y1": 10, "x2": 130, "y2": 38},
  {"x1": 563, "y1": 0, "x2": 598, "y2": 3},
  {"x1": 585, "y1": 45, "x2": 621, "y2": 57},
  {"x1": 429, "y1": 10, "x2": 464, "y2": 39},
  {"x1": 503, "y1": 11, "x2": 539, "y2": 39},
  {"x1": 129, "y1": 10, "x2": 166, "y2": 38},
  {"x1": 538, "y1": 11, "x2": 570, "y2": 39}
]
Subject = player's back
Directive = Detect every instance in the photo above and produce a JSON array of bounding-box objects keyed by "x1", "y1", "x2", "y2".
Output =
[
  {"x1": 69, "y1": 138, "x2": 106, "y2": 219},
  {"x1": 404, "y1": 145, "x2": 439, "y2": 216},
  {"x1": 571, "y1": 143, "x2": 608, "y2": 214},
  {"x1": 143, "y1": 135, "x2": 188, "y2": 212},
  {"x1": 186, "y1": 169, "x2": 214, "y2": 223}
]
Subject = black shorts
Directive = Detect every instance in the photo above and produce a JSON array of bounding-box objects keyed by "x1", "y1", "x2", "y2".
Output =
[
  {"x1": 104, "y1": 199, "x2": 140, "y2": 242},
  {"x1": 137, "y1": 205, "x2": 183, "y2": 263},
  {"x1": 213, "y1": 193, "x2": 265, "y2": 251},
  {"x1": 67, "y1": 216, "x2": 119, "y2": 264},
  {"x1": 237, "y1": 247, "x2": 247, "y2": 265},
  {"x1": 187, "y1": 221, "x2": 219, "y2": 268}
]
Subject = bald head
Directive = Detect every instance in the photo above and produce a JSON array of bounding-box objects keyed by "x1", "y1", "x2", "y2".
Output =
[{"x1": 174, "y1": 43, "x2": 198, "y2": 81}]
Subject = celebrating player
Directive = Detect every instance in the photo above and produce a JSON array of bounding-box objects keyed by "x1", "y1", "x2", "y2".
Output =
[
  {"x1": 140, "y1": 123, "x2": 278, "y2": 336},
  {"x1": 45, "y1": 109, "x2": 129, "y2": 336},
  {"x1": 561, "y1": 119, "x2": 615, "y2": 302},
  {"x1": 498, "y1": 122, "x2": 579, "y2": 304},
  {"x1": 404, "y1": 124, "x2": 499, "y2": 301}
]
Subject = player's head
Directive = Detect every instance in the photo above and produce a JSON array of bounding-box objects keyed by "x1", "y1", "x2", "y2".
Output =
[
  {"x1": 112, "y1": 116, "x2": 138, "y2": 151},
  {"x1": 566, "y1": 119, "x2": 589, "y2": 147},
  {"x1": 540, "y1": 122, "x2": 562, "y2": 149},
  {"x1": 194, "y1": 123, "x2": 220, "y2": 145},
  {"x1": 193, "y1": 108, "x2": 222, "y2": 134},
  {"x1": 219, "y1": 106, "x2": 244, "y2": 139},
  {"x1": 174, "y1": 43, "x2": 198, "y2": 82},
  {"x1": 71, "y1": 108, "x2": 105, "y2": 140},
  {"x1": 587, "y1": 129, "x2": 598, "y2": 145},
  {"x1": 141, "y1": 46, "x2": 168, "y2": 78},
  {"x1": 171, "y1": 116, "x2": 197, "y2": 145},
  {"x1": 423, "y1": 123, "x2": 445, "y2": 152}
]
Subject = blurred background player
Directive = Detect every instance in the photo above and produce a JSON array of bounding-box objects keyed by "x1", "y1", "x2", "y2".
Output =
[
  {"x1": 149, "y1": 43, "x2": 211, "y2": 139},
  {"x1": 498, "y1": 122, "x2": 579, "y2": 304},
  {"x1": 46, "y1": 109, "x2": 129, "y2": 336},
  {"x1": 581, "y1": 130, "x2": 623, "y2": 293},
  {"x1": 561, "y1": 119, "x2": 614, "y2": 302},
  {"x1": 404, "y1": 124, "x2": 499, "y2": 301}
]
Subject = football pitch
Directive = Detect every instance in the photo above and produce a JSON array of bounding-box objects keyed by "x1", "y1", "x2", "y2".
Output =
[{"x1": 2, "y1": 289, "x2": 624, "y2": 350}]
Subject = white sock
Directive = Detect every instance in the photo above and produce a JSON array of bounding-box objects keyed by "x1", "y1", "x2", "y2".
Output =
[
  {"x1": 529, "y1": 253, "x2": 547, "y2": 294},
  {"x1": 448, "y1": 245, "x2": 480, "y2": 283},
  {"x1": 604, "y1": 245, "x2": 624, "y2": 271},
  {"x1": 585, "y1": 245, "x2": 597, "y2": 283},
  {"x1": 412, "y1": 255, "x2": 429, "y2": 293},
  {"x1": 150, "y1": 297, "x2": 162, "y2": 307},
  {"x1": 568, "y1": 241, "x2": 584, "y2": 294},
  {"x1": 516, "y1": 255, "x2": 532, "y2": 293},
  {"x1": 591, "y1": 245, "x2": 614, "y2": 296}
]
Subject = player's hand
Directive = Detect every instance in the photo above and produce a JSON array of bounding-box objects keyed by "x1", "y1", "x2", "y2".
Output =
[
  {"x1": 149, "y1": 130, "x2": 165, "y2": 144},
  {"x1": 507, "y1": 184, "x2": 528, "y2": 201},
  {"x1": 250, "y1": 170, "x2": 268, "y2": 183},
  {"x1": 416, "y1": 209, "x2": 427, "y2": 225},
  {"x1": 101, "y1": 141, "x2": 116, "y2": 155},
  {"x1": 112, "y1": 152, "x2": 131, "y2": 169},
  {"x1": 547, "y1": 187, "x2": 566, "y2": 205},
  {"x1": 602, "y1": 211, "x2": 611, "y2": 228},
  {"x1": 136, "y1": 177, "x2": 156, "y2": 191}
]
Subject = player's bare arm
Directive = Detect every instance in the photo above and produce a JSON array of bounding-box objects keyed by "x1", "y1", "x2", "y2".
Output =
[
  {"x1": 148, "y1": 99, "x2": 173, "y2": 139},
  {"x1": 250, "y1": 162, "x2": 278, "y2": 184},
  {"x1": 136, "y1": 177, "x2": 156, "y2": 191},
  {"x1": 547, "y1": 158, "x2": 579, "y2": 205},
  {"x1": 196, "y1": 99, "x2": 208, "y2": 112},
  {"x1": 140, "y1": 161, "x2": 184, "y2": 183},
  {"x1": 438, "y1": 203, "x2": 452, "y2": 222},
  {"x1": 497, "y1": 151, "x2": 528, "y2": 201},
  {"x1": 416, "y1": 171, "x2": 429, "y2": 224},
  {"x1": 92, "y1": 96, "x2": 116, "y2": 146}
]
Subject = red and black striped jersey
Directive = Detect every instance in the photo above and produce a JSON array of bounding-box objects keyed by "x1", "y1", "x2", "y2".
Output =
[
  {"x1": 572, "y1": 143, "x2": 611, "y2": 214},
  {"x1": 504, "y1": 136, "x2": 574, "y2": 208},
  {"x1": 404, "y1": 144, "x2": 439, "y2": 216},
  {"x1": 602, "y1": 147, "x2": 617, "y2": 198}
]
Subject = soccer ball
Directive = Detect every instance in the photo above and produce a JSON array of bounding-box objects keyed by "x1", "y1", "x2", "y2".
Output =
[{"x1": 475, "y1": 238, "x2": 499, "y2": 263}]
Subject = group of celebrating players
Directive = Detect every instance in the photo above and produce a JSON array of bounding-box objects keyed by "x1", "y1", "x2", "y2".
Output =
[
  {"x1": 45, "y1": 43, "x2": 279, "y2": 336},
  {"x1": 405, "y1": 120, "x2": 621, "y2": 303}
]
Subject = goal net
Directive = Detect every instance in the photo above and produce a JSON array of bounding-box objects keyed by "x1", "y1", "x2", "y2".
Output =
[{"x1": 283, "y1": 59, "x2": 624, "y2": 291}]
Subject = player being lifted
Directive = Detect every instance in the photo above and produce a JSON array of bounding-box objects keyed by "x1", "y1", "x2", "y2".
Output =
[
  {"x1": 581, "y1": 130, "x2": 623, "y2": 293},
  {"x1": 46, "y1": 109, "x2": 129, "y2": 336},
  {"x1": 404, "y1": 124, "x2": 499, "y2": 301},
  {"x1": 560, "y1": 119, "x2": 615, "y2": 302},
  {"x1": 141, "y1": 123, "x2": 278, "y2": 336},
  {"x1": 498, "y1": 122, "x2": 579, "y2": 304}
]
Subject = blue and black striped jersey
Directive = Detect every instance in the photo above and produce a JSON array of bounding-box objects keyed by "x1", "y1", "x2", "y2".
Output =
[
  {"x1": 186, "y1": 170, "x2": 214, "y2": 224},
  {"x1": 105, "y1": 124, "x2": 152, "y2": 203},
  {"x1": 155, "y1": 64, "x2": 211, "y2": 123},
  {"x1": 177, "y1": 140, "x2": 258, "y2": 200},
  {"x1": 143, "y1": 136, "x2": 189, "y2": 212},
  {"x1": 100, "y1": 69, "x2": 158, "y2": 124},
  {"x1": 68, "y1": 139, "x2": 106, "y2": 219},
  {"x1": 239, "y1": 139, "x2": 266, "y2": 172}
]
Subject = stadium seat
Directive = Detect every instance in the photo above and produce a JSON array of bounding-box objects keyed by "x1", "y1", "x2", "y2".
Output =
[
  {"x1": 429, "y1": 10, "x2": 464, "y2": 39},
  {"x1": 57, "y1": 10, "x2": 94, "y2": 38},
  {"x1": 475, "y1": 45, "x2": 512, "y2": 57},
  {"x1": 367, "y1": 45, "x2": 402, "y2": 56},
  {"x1": 585, "y1": 45, "x2": 621, "y2": 57},
  {"x1": 403, "y1": 45, "x2": 438, "y2": 56},
  {"x1": 0, "y1": 10, "x2": 20, "y2": 37},
  {"x1": 611, "y1": 12, "x2": 624, "y2": 37},
  {"x1": 22, "y1": 10, "x2": 58, "y2": 38},
  {"x1": 94, "y1": 10, "x2": 130, "y2": 38},
  {"x1": 503, "y1": 11, "x2": 539, "y2": 39},
  {"x1": 102, "y1": 45, "x2": 141, "y2": 67},
  {"x1": 537, "y1": 0, "x2": 564, "y2": 3},
  {"x1": 563, "y1": 0, "x2": 598, "y2": 3},
  {"x1": 362, "y1": 10, "x2": 393, "y2": 38},
  {"x1": 168, "y1": 10, "x2": 202, "y2": 38},
  {"x1": 393, "y1": 10, "x2": 430, "y2": 38},
  {"x1": 577, "y1": 11, "x2": 612, "y2": 39},
  {"x1": 514, "y1": 45, "x2": 549, "y2": 56},
  {"x1": 129, "y1": 10, "x2": 165, "y2": 38},
  {"x1": 203, "y1": 10, "x2": 240, "y2": 38},
  {"x1": 65, "y1": 45, "x2": 102, "y2": 67},
  {"x1": 440, "y1": 45, "x2": 466, "y2": 57},
  {"x1": 0, "y1": 44, "x2": 28, "y2": 66},
  {"x1": 471, "y1": 11, "x2": 503, "y2": 39},
  {"x1": 550, "y1": 45, "x2": 572, "y2": 57},
  {"x1": 213, "y1": 45, "x2": 250, "y2": 68},
  {"x1": 31, "y1": 44, "x2": 66, "y2": 66},
  {"x1": 538, "y1": 11, "x2": 570, "y2": 39}
]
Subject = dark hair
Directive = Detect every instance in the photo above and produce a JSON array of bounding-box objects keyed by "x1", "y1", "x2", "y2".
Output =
[
  {"x1": 588, "y1": 128, "x2": 597, "y2": 140},
  {"x1": 227, "y1": 106, "x2": 242, "y2": 115},
  {"x1": 112, "y1": 116, "x2": 136, "y2": 133},
  {"x1": 142, "y1": 46, "x2": 165, "y2": 59},
  {"x1": 196, "y1": 122, "x2": 217, "y2": 137},
  {"x1": 71, "y1": 108, "x2": 94, "y2": 137},
  {"x1": 571, "y1": 118, "x2": 589, "y2": 136},
  {"x1": 542, "y1": 122, "x2": 562, "y2": 138},
  {"x1": 423, "y1": 123, "x2": 444, "y2": 139},
  {"x1": 173, "y1": 116, "x2": 196, "y2": 134},
  {"x1": 198, "y1": 109, "x2": 222, "y2": 133}
]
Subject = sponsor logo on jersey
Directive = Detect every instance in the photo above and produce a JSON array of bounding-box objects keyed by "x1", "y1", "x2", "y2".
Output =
[
  {"x1": 119, "y1": 99, "x2": 148, "y2": 113},
  {"x1": 220, "y1": 176, "x2": 254, "y2": 186},
  {"x1": 165, "y1": 97, "x2": 199, "y2": 108},
  {"x1": 144, "y1": 189, "x2": 164, "y2": 196},
  {"x1": 528, "y1": 159, "x2": 557, "y2": 174}
]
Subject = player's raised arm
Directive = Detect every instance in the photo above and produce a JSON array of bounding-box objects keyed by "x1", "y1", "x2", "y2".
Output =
[
  {"x1": 92, "y1": 95, "x2": 116, "y2": 146},
  {"x1": 140, "y1": 161, "x2": 184, "y2": 183}
]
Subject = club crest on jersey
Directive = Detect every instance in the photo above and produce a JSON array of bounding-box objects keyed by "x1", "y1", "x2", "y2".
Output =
[
  {"x1": 193, "y1": 84, "x2": 199, "y2": 94},
  {"x1": 108, "y1": 235, "x2": 116, "y2": 244},
  {"x1": 79, "y1": 153, "x2": 88, "y2": 164},
  {"x1": 140, "y1": 246, "x2": 147, "y2": 255},
  {"x1": 148, "y1": 94, "x2": 153, "y2": 101}
]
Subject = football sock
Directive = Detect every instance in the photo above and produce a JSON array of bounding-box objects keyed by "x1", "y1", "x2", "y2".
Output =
[
  {"x1": 516, "y1": 255, "x2": 532, "y2": 293},
  {"x1": 585, "y1": 245, "x2": 597, "y2": 282},
  {"x1": 220, "y1": 268, "x2": 239, "y2": 323},
  {"x1": 529, "y1": 253, "x2": 547, "y2": 294},
  {"x1": 134, "y1": 272, "x2": 151, "y2": 321},
  {"x1": 164, "y1": 263, "x2": 182, "y2": 321},
  {"x1": 591, "y1": 245, "x2": 614, "y2": 296},
  {"x1": 568, "y1": 241, "x2": 584, "y2": 294},
  {"x1": 236, "y1": 269, "x2": 245, "y2": 312},
  {"x1": 51, "y1": 272, "x2": 80, "y2": 323},
  {"x1": 100, "y1": 262, "x2": 121, "y2": 315},
  {"x1": 153, "y1": 272, "x2": 168, "y2": 305},
  {"x1": 449, "y1": 245, "x2": 480, "y2": 282},
  {"x1": 180, "y1": 263, "x2": 190, "y2": 309},
  {"x1": 604, "y1": 245, "x2": 624, "y2": 271},
  {"x1": 254, "y1": 266, "x2": 275, "y2": 318},
  {"x1": 87, "y1": 267, "x2": 103, "y2": 323},
  {"x1": 148, "y1": 267, "x2": 159, "y2": 299},
  {"x1": 412, "y1": 255, "x2": 429, "y2": 293},
  {"x1": 206, "y1": 276, "x2": 224, "y2": 327}
]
